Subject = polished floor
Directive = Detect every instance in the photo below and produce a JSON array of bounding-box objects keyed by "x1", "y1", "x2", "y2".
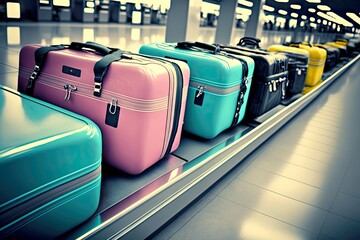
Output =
[{"x1": 1, "y1": 22, "x2": 359, "y2": 239}]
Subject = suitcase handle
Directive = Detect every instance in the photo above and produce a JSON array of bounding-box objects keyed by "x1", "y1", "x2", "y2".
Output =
[
  {"x1": 176, "y1": 41, "x2": 221, "y2": 54},
  {"x1": 69, "y1": 42, "x2": 113, "y2": 55},
  {"x1": 237, "y1": 37, "x2": 261, "y2": 48},
  {"x1": 301, "y1": 42, "x2": 313, "y2": 47}
]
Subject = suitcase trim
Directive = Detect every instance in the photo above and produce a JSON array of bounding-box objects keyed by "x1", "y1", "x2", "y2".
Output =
[{"x1": 0, "y1": 165, "x2": 101, "y2": 237}]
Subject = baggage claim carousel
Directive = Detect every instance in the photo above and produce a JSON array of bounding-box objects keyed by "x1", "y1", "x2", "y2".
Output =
[{"x1": 62, "y1": 53, "x2": 360, "y2": 240}]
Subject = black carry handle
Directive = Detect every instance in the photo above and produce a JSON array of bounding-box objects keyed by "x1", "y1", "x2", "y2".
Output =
[
  {"x1": 301, "y1": 42, "x2": 313, "y2": 47},
  {"x1": 69, "y1": 41, "x2": 113, "y2": 55},
  {"x1": 176, "y1": 41, "x2": 221, "y2": 54},
  {"x1": 26, "y1": 45, "x2": 67, "y2": 95},
  {"x1": 26, "y1": 42, "x2": 124, "y2": 97},
  {"x1": 93, "y1": 49, "x2": 123, "y2": 96},
  {"x1": 237, "y1": 37, "x2": 261, "y2": 49}
]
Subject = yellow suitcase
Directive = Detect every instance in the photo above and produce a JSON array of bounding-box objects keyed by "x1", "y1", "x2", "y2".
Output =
[
  {"x1": 325, "y1": 42, "x2": 347, "y2": 57},
  {"x1": 301, "y1": 81, "x2": 322, "y2": 94},
  {"x1": 289, "y1": 43, "x2": 327, "y2": 87}
]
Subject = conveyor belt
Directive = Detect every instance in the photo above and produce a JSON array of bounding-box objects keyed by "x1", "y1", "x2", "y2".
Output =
[{"x1": 62, "y1": 54, "x2": 360, "y2": 240}]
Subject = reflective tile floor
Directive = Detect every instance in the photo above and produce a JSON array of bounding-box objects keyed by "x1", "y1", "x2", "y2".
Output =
[
  {"x1": 152, "y1": 59, "x2": 360, "y2": 238},
  {"x1": 0, "y1": 22, "x2": 359, "y2": 239}
]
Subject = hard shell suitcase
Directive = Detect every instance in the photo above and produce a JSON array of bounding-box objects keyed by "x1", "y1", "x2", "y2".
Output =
[
  {"x1": 139, "y1": 42, "x2": 252, "y2": 139},
  {"x1": 18, "y1": 42, "x2": 190, "y2": 174},
  {"x1": 302, "y1": 42, "x2": 337, "y2": 71},
  {"x1": 314, "y1": 44, "x2": 340, "y2": 63},
  {"x1": 325, "y1": 42, "x2": 348, "y2": 57},
  {"x1": 288, "y1": 43, "x2": 326, "y2": 88},
  {"x1": 267, "y1": 44, "x2": 309, "y2": 96},
  {"x1": 218, "y1": 44, "x2": 289, "y2": 119},
  {"x1": 0, "y1": 85, "x2": 102, "y2": 239}
]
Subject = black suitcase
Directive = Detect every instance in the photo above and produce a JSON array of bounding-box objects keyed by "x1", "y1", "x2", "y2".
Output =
[
  {"x1": 218, "y1": 44, "x2": 289, "y2": 119},
  {"x1": 267, "y1": 44, "x2": 309, "y2": 97},
  {"x1": 311, "y1": 44, "x2": 338, "y2": 71}
]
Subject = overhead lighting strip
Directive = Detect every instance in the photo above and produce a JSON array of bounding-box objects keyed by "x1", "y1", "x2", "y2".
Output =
[
  {"x1": 306, "y1": 0, "x2": 321, "y2": 3},
  {"x1": 262, "y1": 5, "x2": 275, "y2": 12},
  {"x1": 317, "y1": 5, "x2": 331, "y2": 11},
  {"x1": 317, "y1": 11, "x2": 353, "y2": 27},
  {"x1": 327, "y1": 12, "x2": 353, "y2": 27},
  {"x1": 238, "y1": 0, "x2": 253, "y2": 8},
  {"x1": 346, "y1": 12, "x2": 360, "y2": 25}
]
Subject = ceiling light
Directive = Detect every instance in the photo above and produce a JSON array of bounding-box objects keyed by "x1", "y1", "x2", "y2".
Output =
[
  {"x1": 306, "y1": 0, "x2": 321, "y2": 3},
  {"x1": 310, "y1": 23, "x2": 317, "y2": 28},
  {"x1": 317, "y1": 11, "x2": 353, "y2": 27},
  {"x1": 310, "y1": 17, "x2": 315, "y2": 22},
  {"x1": 346, "y1": 12, "x2": 360, "y2": 25},
  {"x1": 327, "y1": 11, "x2": 353, "y2": 27},
  {"x1": 290, "y1": 4, "x2": 301, "y2": 10},
  {"x1": 275, "y1": 0, "x2": 289, "y2": 2},
  {"x1": 317, "y1": 5, "x2": 331, "y2": 11},
  {"x1": 301, "y1": 15, "x2": 307, "y2": 20},
  {"x1": 308, "y1": 8, "x2": 316, "y2": 13},
  {"x1": 323, "y1": 19, "x2": 327, "y2": 25},
  {"x1": 278, "y1": 9, "x2": 287, "y2": 15},
  {"x1": 238, "y1": 0, "x2": 253, "y2": 8},
  {"x1": 317, "y1": 19, "x2": 321, "y2": 23},
  {"x1": 236, "y1": 7, "x2": 252, "y2": 16},
  {"x1": 262, "y1": 5, "x2": 274, "y2": 12},
  {"x1": 291, "y1": 12, "x2": 298, "y2": 18}
]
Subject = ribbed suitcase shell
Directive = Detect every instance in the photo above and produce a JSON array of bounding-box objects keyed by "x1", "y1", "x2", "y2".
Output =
[
  {"x1": 312, "y1": 44, "x2": 338, "y2": 71},
  {"x1": 218, "y1": 45, "x2": 288, "y2": 119},
  {"x1": 289, "y1": 44, "x2": 327, "y2": 87},
  {"x1": 18, "y1": 44, "x2": 189, "y2": 174},
  {"x1": 267, "y1": 45, "x2": 309, "y2": 96},
  {"x1": 0, "y1": 86, "x2": 102, "y2": 239},
  {"x1": 139, "y1": 42, "x2": 250, "y2": 139}
]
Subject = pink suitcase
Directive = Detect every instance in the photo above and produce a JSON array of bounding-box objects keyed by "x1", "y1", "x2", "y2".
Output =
[{"x1": 18, "y1": 42, "x2": 189, "y2": 174}]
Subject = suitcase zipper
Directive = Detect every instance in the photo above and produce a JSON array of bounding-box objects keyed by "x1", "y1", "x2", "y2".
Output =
[
  {"x1": 20, "y1": 56, "x2": 183, "y2": 160},
  {"x1": 189, "y1": 80, "x2": 241, "y2": 96},
  {"x1": 20, "y1": 67, "x2": 169, "y2": 112},
  {"x1": 0, "y1": 165, "x2": 101, "y2": 238}
]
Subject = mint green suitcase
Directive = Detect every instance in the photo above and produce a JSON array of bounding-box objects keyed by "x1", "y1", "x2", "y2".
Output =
[
  {"x1": 0, "y1": 85, "x2": 102, "y2": 239},
  {"x1": 139, "y1": 42, "x2": 253, "y2": 139}
]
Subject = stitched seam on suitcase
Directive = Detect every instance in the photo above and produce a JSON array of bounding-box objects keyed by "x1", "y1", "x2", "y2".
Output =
[
  {"x1": 19, "y1": 67, "x2": 169, "y2": 112},
  {"x1": 0, "y1": 166, "x2": 101, "y2": 237}
]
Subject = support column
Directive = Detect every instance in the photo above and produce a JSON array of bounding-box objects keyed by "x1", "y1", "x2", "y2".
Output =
[
  {"x1": 244, "y1": 0, "x2": 265, "y2": 38},
  {"x1": 165, "y1": 0, "x2": 202, "y2": 42},
  {"x1": 214, "y1": 0, "x2": 238, "y2": 44}
]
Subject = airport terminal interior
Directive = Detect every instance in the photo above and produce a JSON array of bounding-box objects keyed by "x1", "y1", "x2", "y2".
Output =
[{"x1": 1, "y1": 0, "x2": 360, "y2": 239}]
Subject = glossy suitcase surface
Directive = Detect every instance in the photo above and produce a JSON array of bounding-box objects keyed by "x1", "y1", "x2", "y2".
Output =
[
  {"x1": 139, "y1": 42, "x2": 251, "y2": 139},
  {"x1": 18, "y1": 43, "x2": 189, "y2": 174},
  {"x1": 289, "y1": 43, "x2": 327, "y2": 87},
  {"x1": 267, "y1": 45, "x2": 309, "y2": 96},
  {"x1": 314, "y1": 44, "x2": 340, "y2": 64},
  {"x1": 218, "y1": 44, "x2": 288, "y2": 119},
  {"x1": 302, "y1": 43, "x2": 337, "y2": 71},
  {"x1": 325, "y1": 42, "x2": 348, "y2": 58},
  {"x1": 0, "y1": 86, "x2": 102, "y2": 239}
]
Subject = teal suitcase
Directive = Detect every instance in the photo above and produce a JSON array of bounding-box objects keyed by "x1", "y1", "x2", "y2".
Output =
[
  {"x1": 139, "y1": 42, "x2": 253, "y2": 139},
  {"x1": 0, "y1": 85, "x2": 102, "y2": 239}
]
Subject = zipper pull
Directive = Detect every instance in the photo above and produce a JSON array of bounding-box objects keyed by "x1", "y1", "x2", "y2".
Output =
[
  {"x1": 196, "y1": 86, "x2": 204, "y2": 98},
  {"x1": 273, "y1": 80, "x2": 277, "y2": 92},
  {"x1": 27, "y1": 65, "x2": 40, "y2": 89},
  {"x1": 269, "y1": 82, "x2": 273, "y2": 92},
  {"x1": 64, "y1": 84, "x2": 77, "y2": 101},
  {"x1": 297, "y1": 68, "x2": 302, "y2": 75}
]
